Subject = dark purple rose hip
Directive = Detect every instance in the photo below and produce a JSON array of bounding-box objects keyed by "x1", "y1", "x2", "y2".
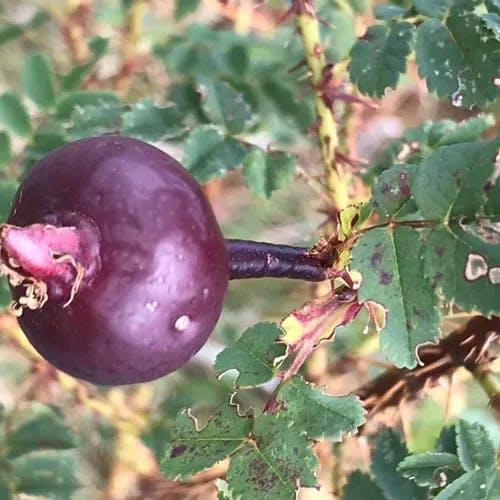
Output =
[{"x1": 0, "y1": 136, "x2": 229, "y2": 385}]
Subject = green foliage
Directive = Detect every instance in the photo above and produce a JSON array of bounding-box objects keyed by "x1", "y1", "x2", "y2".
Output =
[
  {"x1": 0, "y1": 132, "x2": 10, "y2": 170},
  {"x1": 0, "y1": 92, "x2": 31, "y2": 137},
  {"x1": 174, "y1": 0, "x2": 201, "y2": 20},
  {"x1": 22, "y1": 53, "x2": 56, "y2": 110},
  {"x1": 0, "y1": 403, "x2": 79, "y2": 498},
  {"x1": 215, "y1": 322, "x2": 286, "y2": 387},
  {"x1": 349, "y1": 22, "x2": 414, "y2": 97},
  {"x1": 352, "y1": 226, "x2": 441, "y2": 368}
]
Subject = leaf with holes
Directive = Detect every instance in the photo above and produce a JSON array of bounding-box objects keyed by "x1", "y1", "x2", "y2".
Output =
[
  {"x1": 415, "y1": 9, "x2": 500, "y2": 108},
  {"x1": 183, "y1": 126, "x2": 247, "y2": 183},
  {"x1": 160, "y1": 401, "x2": 252, "y2": 479},
  {"x1": 349, "y1": 22, "x2": 414, "y2": 97},
  {"x1": 352, "y1": 226, "x2": 441, "y2": 368},
  {"x1": 423, "y1": 223, "x2": 500, "y2": 315},
  {"x1": 215, "y1": 322, "x2": 286, "y2": 387},
  {"x1": 226, "y1": 414, "x2": 318, "y2": 500},
  {"x1": 243, "y1": 148, "x2": 296, "y2": 199},
  {"x1": 275, "y1": 375, "x2": 365, "y2": 440}
]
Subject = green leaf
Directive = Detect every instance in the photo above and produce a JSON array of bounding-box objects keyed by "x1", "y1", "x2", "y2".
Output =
[
  {"x1": 435, "y1": 115, "x2": 495, "y2": 146},
  {"x1": 68, "y1": 104, "x2": 123, "y2": 140},
  {"x1": 455, "y1": 420, "x2": 496, "y2": 472},
  {"x1": 0, "y1": 473, "x2": 12, "y2": 500},
  {"x1": 320, "y1": 8, "x2": 356, "y2": 62},
  {"x1": 161, "y1": 402, "x2": 252, "y2": 479},
  {"x1": 0, "y1": 276, "x2": 11, "y2": 309},
  {"x1": 435, "y1": 426, "x2": 458, "y2": 455},
  {"x1": 11, "y1": 450, "x2": 79, "y2": 499},
  {"x1": 196, "y1": 78, "x2": 253, "y2": 135},
  {"x1": 22, "y1": 53, "x2": 56, "y2": 110},
  {"x1": 243, "y1": 148, "x2": 296, "y2": 199},
  {"x1": 415, "y1": 11, "x2": 500, "y2": 108},
  {"x1": 372, "y1": 164, "x2": 416, "y2": 219},
  {"x1": 226, "y1": 414, "x2": 318, "y2": 500},
  {"x1": 23, "y1": 128, "x2": 67, "y2": 170},
  {"x1": 7, "y1": 403, "x2": 76, "y2": 459},
  {"x1": 55, "y1": 91, "x2": 121, "y2": 119},
  {"x1": 352, "y1": 226, "x2": 441, "y2": 368},
  {"x1": 412, "y1": 140, "x2": 499, "y2": 221},
  {"x1": 0, "y1": 25, "x2": 23, "y2": 45},
  {"x1": 0, "y1": 92, "x2": 31, "y2": 137},
  {"x1": 484, "y1": 177, "x2": 500, "y2": 221},
  {"x1": 0, "y1": 179, "x2": 18, "y2": 223},
  {"x1": 374, "y1": 6, "x2": 407, "y2": 20},
  {"x1": 215, "y1": 322, "x2": 286, "y2": 387},
  {"x1": 0, "y1": 132, "x2": 11, "y2": 170},
  {"x1": 371, "y1": 429, "x2": 427, "y2": 500},
  {"x1": 275, "y1": 375, "x2": 365, "y2": 440},
  {"x1": 183, "y1": 126, "x2": 247, "y2": 183},
  {"x1": 123, "y1": 98, "x2": 185, "y2": 141},
  {"x1": 423, "y1": 223, "x2": 500, "y2": 315},
  {"x1": 349, "y1": 22, "x2": 414, "y2": 97},
  {"x1": 175, "y1": 0, "x2": 201, "y2": 20},
  {"x1": 435, "y1": 470, "x2": 494, "y2": 499},
  {"x1": 343, "y1": 471, "x2": 386, "y2": 500},
  {"x1": 398, "y1": 453, "x2": 462, "y2": 488},
  {"x1": 413, "y1": 0, "x2": 453, "y2": 19}
]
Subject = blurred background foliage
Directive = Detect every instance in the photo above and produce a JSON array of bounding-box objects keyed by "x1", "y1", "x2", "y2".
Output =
[{"x1": 0, "y1": 0, "x2": 498, "y2": 498}]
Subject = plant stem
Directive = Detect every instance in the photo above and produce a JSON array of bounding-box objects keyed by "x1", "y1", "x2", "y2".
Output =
[
  {"x1": 471, "y1": 366, "x2": 500, "y2": 416},
  {"x1": 226, "y1": 239, "x2": 329, "y2": 282},
  {"x1": 294, "y1": 0, "x2": 348, "y2": 209}
]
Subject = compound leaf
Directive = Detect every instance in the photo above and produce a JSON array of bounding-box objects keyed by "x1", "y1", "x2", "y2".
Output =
[
  {"x1": 275, "y1": 375, "x2": 365, "y2": 440},
  {"x1": 215, "y1": 322, "x2": 286, "y2": 387},
  {"x1": 226, "y1": 414, "x2": 318, "y2": 500},
  {"x1": 352, "y1": 226, "x2": 441, "y2": 368},
  {"x1": 161, "y1": 402, "x2": 252, "y2": 479},
  {"x1": 398, "y1": 453, "x2": 462, "y2": 488},
  {"x1": 349, "y1": 22, "x2": 414, "y2": 97},
  {"x1": 243, "y1": 148, "x2": 296, "y2": 199},
  {"x1": 22, "y1": 53, "x2": 56, "y2": 110},
  {"x1": 55, "y1": 91, "x2": 121, "y2": 119}
]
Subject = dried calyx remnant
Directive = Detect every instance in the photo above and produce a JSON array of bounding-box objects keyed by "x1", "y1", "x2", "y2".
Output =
[{"x1": 0, "y1": 218, "x2": 101, "y2": 315}]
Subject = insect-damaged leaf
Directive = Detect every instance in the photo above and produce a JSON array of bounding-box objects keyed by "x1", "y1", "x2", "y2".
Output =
[
  {"x1": 215, "y1": 322, "x2": 286, "y2": 387},
  {"x1": 351, "y1": 226, "x2": 441, "y2": 368},
  {"x1": 226, "y1": 414, "x2": 318, "y2": 500},
  {"x1": 161, "y1": 401, "x2": 252, "y2": 479}
]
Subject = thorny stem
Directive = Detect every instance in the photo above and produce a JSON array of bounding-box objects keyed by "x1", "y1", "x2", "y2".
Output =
[{"x1": 294, "y1": 0, "x2": 348, "y2": 209}]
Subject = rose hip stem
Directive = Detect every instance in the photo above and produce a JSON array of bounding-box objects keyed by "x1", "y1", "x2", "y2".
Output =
[{"x1": 226, "y1": 239, "x2": 329, "y2": 282}]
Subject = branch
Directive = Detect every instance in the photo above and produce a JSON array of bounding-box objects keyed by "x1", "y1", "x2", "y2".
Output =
[{"x1": 293, "y1": 0, "x2": 348, "y2": 209}]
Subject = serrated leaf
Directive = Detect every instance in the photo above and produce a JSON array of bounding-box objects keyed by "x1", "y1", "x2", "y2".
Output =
[
  {"x1": 398, "y1": 453, "x2": 462, "y2": 488},
  {"x1": 196, "y1": 78, "x2": 253, "y2": 135},
  {"x1": 55, "y1": 91, "x2": 121, "y2": 119},
  {"x1": 0, "y1": 179, "x2": 18, "y2": 222},
  {"x1": 349, "y1": 22, "x2": 414, "y2": 97},
  {"x1": 161, "y1": 402, "x2": 252, "y2": 479},
  {"x1": 435, "y1": 469, "x2": 494, "y2": 499},
  {"x1": 68, "y1": 104, "x2": 123, "y2": 140},
  {"x1": 413, "y1": 0, "x2": 453, "y2": 19},
  {"x1": 372, "y1": 429, "x2": 427, "y2": 500},
  {"x1": 175, "y1": 0, "x2": 201, "y2": 19},
  {"x1": 423, "y1": 223, "x2": 500, "y2": 315},
  {"x1": 243, "y1": 148, "x2": 296, "y2": 198},
  {"x1": 372, "y1": 164, "x2": 416, "y2": 219},
  {"x1": 435, "y1": 426, "x2": 458, "y2": 454},
  {"x1": 343, "y1": 471, "x2": 386, "y2": 500},
  {"x1": 415, "y1": 11, "x2": 500, "y2": 108},
  {"x1": 412, "y1": 140, "x2": 499, "y2": 221},
  {"x1": 352, "y1": 226, "x2": 441, "y2": 368},
  {"x1": 226, "y1": 414, "x2": 318, "y2": 500},
  {"x1": 183, "y1": 126, "x2": 247, "y2": 183},
  {"x1": 275, "y1": 375, "x2": 365, "y2": 440},
  {"x1": 455, "y1": 420, "x2": 496, "y2": 472},
  {"x1": 0, "y1": 132, "x2": 11, "y2": 170},
  {"x1": 22, "y1": 53, "x2": 56, "y2": 110},
  {"x1": 11, "y1": 450, "x2": 79, "y2": 499},
  {"x1": 215, "y1": 322, "x2": 286, "y2": 387},
  {"x1": 0, "y1": 92, "x2": 31, "y2": 137},
  {"x1": 123, "y1": 98, "x2": 185, "y2": 141},
  {"x1": 7, "y1": 403, "x2": 76, "y2": 459}
]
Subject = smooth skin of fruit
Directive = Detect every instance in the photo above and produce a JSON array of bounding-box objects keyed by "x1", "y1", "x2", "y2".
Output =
[{"x1": 1, "y1": 136, "x2": 228, "y2": 385}]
